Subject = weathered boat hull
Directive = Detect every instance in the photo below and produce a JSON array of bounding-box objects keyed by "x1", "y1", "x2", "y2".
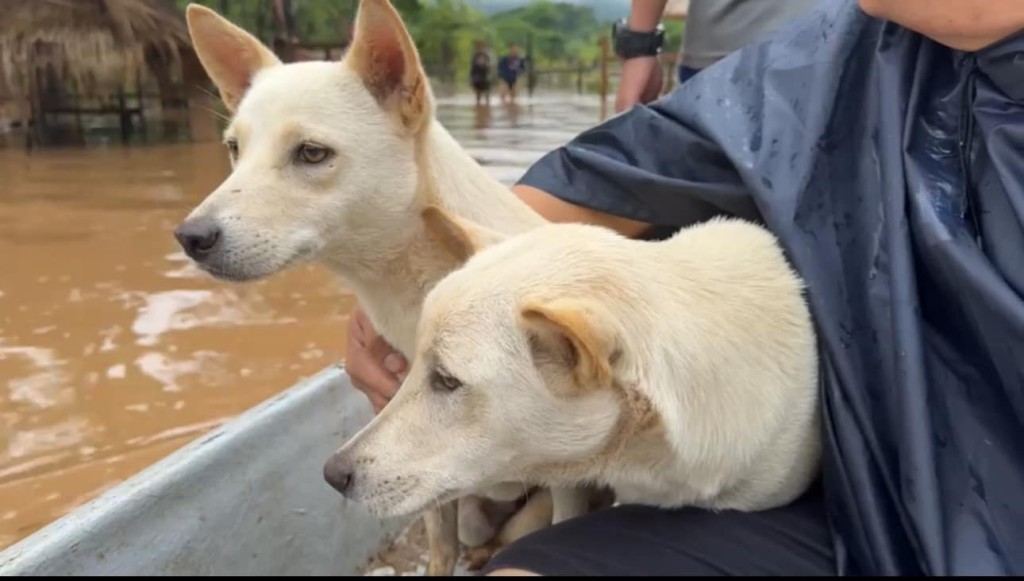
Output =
[{"x1": 0, "y1": 367, "x2": 410, "y2": 576}]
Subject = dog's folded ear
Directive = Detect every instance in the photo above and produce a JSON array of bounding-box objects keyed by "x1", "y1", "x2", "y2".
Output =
[
  {"x1": 346, "y1": 0, "x2": 433, "y2": 134},
  {"x1": 520, "y1": 296, "x2": 620, "y2": 390},
  {"x1": 185, "y1": 3, "x2": 282, "y2": 112},
  {"x1": 422, "y1": 205, "x2": 506, "y2": 264}
]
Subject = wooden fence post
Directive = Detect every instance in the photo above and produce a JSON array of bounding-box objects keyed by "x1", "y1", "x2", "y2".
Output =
[{"x1": 599, "y1": 35, "x2": 609, "y2": 121}]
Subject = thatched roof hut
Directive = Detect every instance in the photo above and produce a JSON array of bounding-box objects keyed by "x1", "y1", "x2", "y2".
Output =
[{"x1": 0, "y1": 0, "x2": 192, "y2": 99}]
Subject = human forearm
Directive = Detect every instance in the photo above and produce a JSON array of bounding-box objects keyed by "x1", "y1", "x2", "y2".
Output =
[
  {"x1": 615, "y1": 1, "x2": 669, "y2": 112},
  {"x1": 859, "y1": 0, "x2": 1024, "y2": 51},
  {"x1": 628, "y1": 0, "x2": 669, "y2": 32},
  {"x1": 512, "y1": 184, "x2": 653, "y2": 238}
]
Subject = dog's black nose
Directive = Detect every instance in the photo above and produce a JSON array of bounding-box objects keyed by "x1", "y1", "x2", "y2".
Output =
[
  {"x1": 174, "y1": 217, "x2": 221, "y2": 261},
  {"x1": 323, "y1": 454, "x2": 355, "y2": 497}
]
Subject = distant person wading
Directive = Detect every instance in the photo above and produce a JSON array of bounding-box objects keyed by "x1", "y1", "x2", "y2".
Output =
[
  {"x1": 470, "y1": 40, "x2": 493, "y2": 107},
  {"x1": 497, "y1": 43, "x2": 526, "y2": 105}
]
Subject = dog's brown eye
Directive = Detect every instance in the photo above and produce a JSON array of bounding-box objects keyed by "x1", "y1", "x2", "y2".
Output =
[
  {"x1": 431, "y1": 369, "x2": 463, "y2": 392},
  {"x1": 225, "y1": 139, "x2": 239, "y2": 159},
  {"x1": 297, "y1": 143, "x2": 331, "y2": 164}
]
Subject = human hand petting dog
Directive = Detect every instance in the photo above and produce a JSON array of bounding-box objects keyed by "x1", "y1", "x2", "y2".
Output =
[{"x1": 345, "y1": 304, "x2": 407, "y2": 413}]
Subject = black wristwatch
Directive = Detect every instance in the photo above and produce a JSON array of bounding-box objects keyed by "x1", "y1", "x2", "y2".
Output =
[{"x1": 612, "y1": 18, "x2": 665, "y2": 60}]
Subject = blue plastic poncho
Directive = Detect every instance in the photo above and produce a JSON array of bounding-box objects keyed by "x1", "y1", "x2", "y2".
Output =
[{"x1": 516, "y1": 0, "x2": 1024, "y2": 575}]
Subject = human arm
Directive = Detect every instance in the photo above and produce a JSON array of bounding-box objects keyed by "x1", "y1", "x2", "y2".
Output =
[
  {"x1": 511, "y1": 184, "x2": 652, "y2": 238},
  {"x1": 615, "y1": 0, "x2": 669, "y2": 113},
  {"x1": 858, "y1": 0, "x2": 1024, "y2": 51}
]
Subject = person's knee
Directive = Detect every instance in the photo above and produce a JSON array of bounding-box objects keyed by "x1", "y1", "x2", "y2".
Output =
[
  {"x1": 486, "y1": 567, "x2": 540, "y2": 576},
  {"x1": 480, "y1": 492, "x2": 833, "y2": 576}
]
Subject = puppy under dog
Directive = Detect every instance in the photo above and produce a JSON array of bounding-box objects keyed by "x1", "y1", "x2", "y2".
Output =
[{"x1": 326, "y1": 208, "x2": 822, "y2": 536}]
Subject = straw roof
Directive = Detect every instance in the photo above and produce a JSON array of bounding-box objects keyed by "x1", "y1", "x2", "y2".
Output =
[{"x1": 0, "y1": 0, "x2": 191, "y2": 98}]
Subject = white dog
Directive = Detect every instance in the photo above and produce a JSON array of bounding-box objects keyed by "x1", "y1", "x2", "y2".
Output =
[
  {"x1": 325, "y1": 208, "x2": 822, "y2": 529},
  {"x1": 178, "y1": 0, "x2": 592, "y2": 574}
]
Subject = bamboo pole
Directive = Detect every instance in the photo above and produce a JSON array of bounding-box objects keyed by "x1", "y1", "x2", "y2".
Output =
[{"x1": 598, "y1": 35, "x2": 609, "y2": 122}]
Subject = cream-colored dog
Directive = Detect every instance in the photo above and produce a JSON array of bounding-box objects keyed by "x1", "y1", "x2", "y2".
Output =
[
  {"x1": 325, "y1": 209, "x2": 822, "y2": 529},
  {"x1": 176, "y1": 0, "x2": 591, "y2": 575}
]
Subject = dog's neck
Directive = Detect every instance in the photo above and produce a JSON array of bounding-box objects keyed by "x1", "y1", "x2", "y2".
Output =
[
  {"x1": 323, "y1": 118, "x2": 545, "y2": 354},
  {"x1": 418, "y1": 119, "x2": 545, "y2": 232}
]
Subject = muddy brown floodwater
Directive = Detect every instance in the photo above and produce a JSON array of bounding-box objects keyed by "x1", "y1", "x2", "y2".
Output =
[{"x1": 0, "y1": 95, "x2": 603, "y2": 551}]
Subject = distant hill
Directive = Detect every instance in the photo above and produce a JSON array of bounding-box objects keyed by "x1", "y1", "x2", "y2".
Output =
[{"x1": 465, "y1": 0, "x2": 630, "y2": 22}]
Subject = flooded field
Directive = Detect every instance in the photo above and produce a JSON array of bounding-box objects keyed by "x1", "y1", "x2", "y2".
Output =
[{"x1": 0, "y1": 95, "x2": 603, "y2": 551}]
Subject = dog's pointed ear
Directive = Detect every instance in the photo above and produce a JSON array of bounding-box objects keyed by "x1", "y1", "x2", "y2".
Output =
[
  {"x1": 346, "y1": 0, "x2": 433, "y2": 133},
  {"x1": 520, "y1": 296, "x2": 620, "y2": 389},
  {"x1": 186, "y1": 3, "x2": 281, "y2": 112},
  {"x1": 422, "y1": 205, "x2": 506, "y2": 264}
]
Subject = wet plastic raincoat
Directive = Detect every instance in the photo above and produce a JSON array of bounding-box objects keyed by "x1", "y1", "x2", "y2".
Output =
[{"x1": 516, "y1": 0, "x2": 1024, "y2": 575}]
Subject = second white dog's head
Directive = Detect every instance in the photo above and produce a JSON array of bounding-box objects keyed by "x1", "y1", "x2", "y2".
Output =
[
  {"x1": 175, "y1": 0, "x2": 434, "y2": 281},
  {"x1": 324, "y1": 209, "x2": 634, "y2": 517}
]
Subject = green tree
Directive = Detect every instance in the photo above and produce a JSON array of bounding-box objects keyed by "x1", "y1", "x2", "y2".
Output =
[
  {"x1": 491, "y1": 1, "x2": 605, "y2": 67},
  {"x1": 174, "y1": 0, "x2": 634, "y2": 90},
  {"x1": 406, "y1": 0, "x2": 490, "y2": 78}
]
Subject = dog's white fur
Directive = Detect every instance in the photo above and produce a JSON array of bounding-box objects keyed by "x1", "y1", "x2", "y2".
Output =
[
  {"x1": 328, "y1": 211, "x2": 822, "y2": 520},
  {"x1": 180, "y1": 0, "x2": 590, "y2": 574}
]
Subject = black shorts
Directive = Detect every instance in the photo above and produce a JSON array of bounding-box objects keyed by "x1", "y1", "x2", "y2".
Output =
[
  {"x1": 481, "y1": 482, "x2": 835, "y2": 576},
  {"x1": 472, "y1": 79, "x2": 491, "y2": 93}
]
